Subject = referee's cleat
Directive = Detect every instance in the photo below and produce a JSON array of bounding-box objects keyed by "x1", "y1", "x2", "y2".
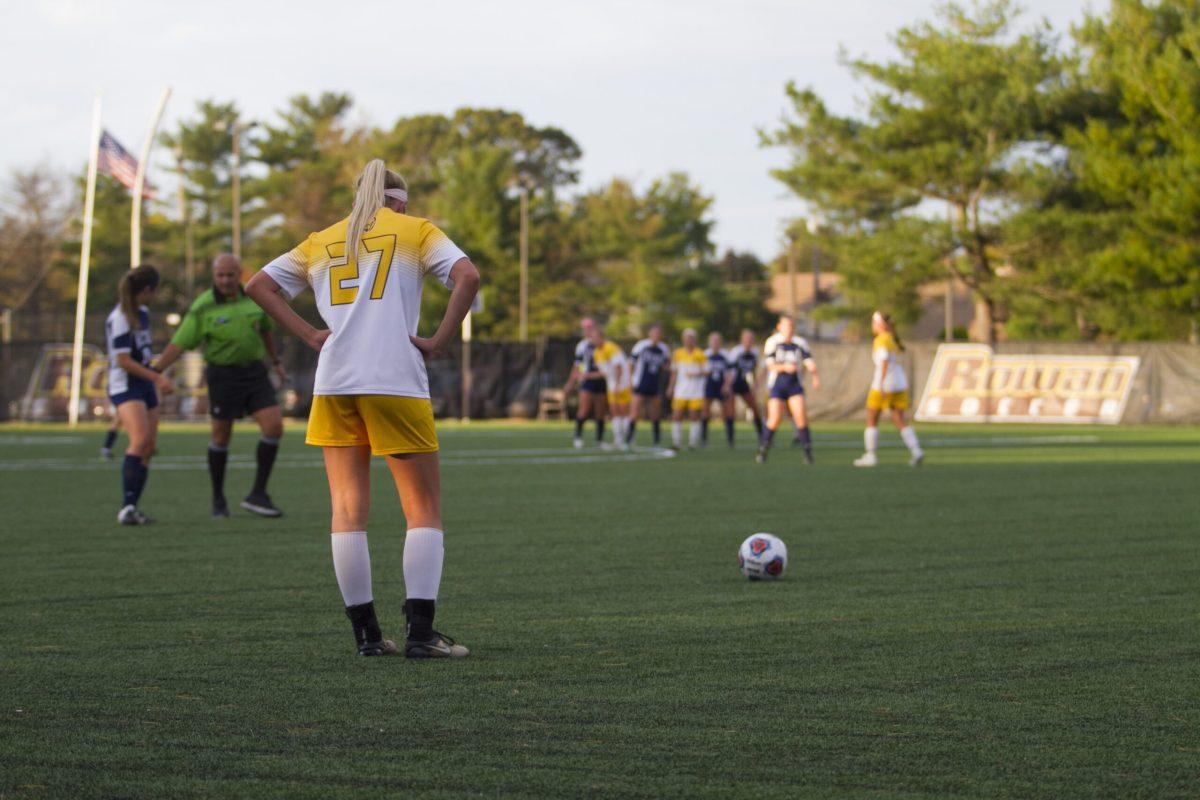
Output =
[
  {"x1": 358, "y1": 638, "x2": 399, "y2": 657},
  {"x1": 240, "y1": 491, "x2": 282, "y2": 518},
  {"x1": 212, "y1": 497, "x2": 231, "y2": 518},
  {"x1": 117, "y1": 505, "x2": 152, "y2": 525},
  {"x1": 405, "y1": 632, "x2": 470, "y2": 659}
]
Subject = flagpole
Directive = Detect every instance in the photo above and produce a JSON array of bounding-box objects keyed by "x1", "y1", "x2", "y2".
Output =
[
  {"x1": 68, "y1": 97, "x2": 103, "y2": 428},
  {"x1": 130, "y1": 87, "x2": 171, "y2": 267}
]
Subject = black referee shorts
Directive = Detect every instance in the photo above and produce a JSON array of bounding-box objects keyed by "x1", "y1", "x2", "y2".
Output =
[{"x1": 206, "y1": 361, "x2": 278, "y2": 420}]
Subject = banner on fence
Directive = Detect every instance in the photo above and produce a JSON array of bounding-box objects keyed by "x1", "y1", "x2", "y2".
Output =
[{"x1": 915, "y1": 344, "x2": 1140, "y2": 424}]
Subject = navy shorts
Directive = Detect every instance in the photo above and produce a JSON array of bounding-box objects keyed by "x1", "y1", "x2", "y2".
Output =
[
  {"x1": 768, "y1": 379, "x2": 804, "y2": 401},
  {"x1": 110, "y1": 380, "x2": 158, "y2": 410},
  {"x1": 731, "y1": 378, "x2": 751, "y2": 395},
  {"x1": 705, "y1": 381, "x2": 726, "y2": 400},
  {"x1": 634, "y1": 375, "x2": 660, "y2": 397},
  {"x1": 581, "y1": 378, "x2": 608, "y2": 394}
]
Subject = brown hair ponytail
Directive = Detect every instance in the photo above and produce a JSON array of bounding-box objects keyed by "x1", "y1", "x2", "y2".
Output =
[
  {"x1": 875, "y1": 310, "x2": 904, "y2": 352},
  {"x1": 118, "y1": 265, "x2": 160, "y2": 327}
]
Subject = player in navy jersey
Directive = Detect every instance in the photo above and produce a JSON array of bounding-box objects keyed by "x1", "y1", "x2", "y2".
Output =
[
  {"x1": 756, "y1": 315, "x2": 820, "y2": 464},
  {"x1": 723, "y1": 328, "x2": 764, "y2": 443},
  {"x1": 106, "y1": 265, "x2": 174, "y2": 524},
  {"x1": 700, "y1": 332, "x2": 735, "y2": 447},
  {"x1": 627, "y1": 323, "x2": 672, "y2": 446},
  {"x1": 562, "y1": 317, "x2": 608, "y2": 448}
]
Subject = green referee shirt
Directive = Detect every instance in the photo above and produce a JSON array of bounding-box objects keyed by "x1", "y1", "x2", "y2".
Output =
[{"x1": 171, "y1": 288, "x2": 276, "y2": 366}]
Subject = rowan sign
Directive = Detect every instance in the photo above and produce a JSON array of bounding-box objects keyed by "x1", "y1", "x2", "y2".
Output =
[{"x1": 915, "y1": 345, "x2": 1140, "y2": 424}]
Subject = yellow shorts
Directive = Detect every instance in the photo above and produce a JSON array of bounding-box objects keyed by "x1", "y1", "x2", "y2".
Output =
[
  {"x1": 867, "y1": 389, "x2": 910, "y2": 411},
  {"x1": 307, "y1": 395, "x2": 438, "y2": 455},
  {"x1": 608, "y1": 387, "x2": 632, "y2": 405},
  {"x1": 672, "y1": 397, "x2": 704, "y2": 412}
]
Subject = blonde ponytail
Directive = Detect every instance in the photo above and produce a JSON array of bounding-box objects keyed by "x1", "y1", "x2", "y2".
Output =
[{"x1": 346, "y1": 159, "x2": 407, "y2": 265}]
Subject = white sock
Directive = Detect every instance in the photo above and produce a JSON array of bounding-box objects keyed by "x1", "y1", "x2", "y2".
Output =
[
  {"x1": 403, "y1": 527, "x2": 444, "y2": 600},
  {"x1": 330, "y1": 531, "x2": 372, "y2": 606},
  {"x1": 864, "y1": 427, "x2": 879, "y2": 455},
  {"x1": 614, "y1": 417, "x2": 625, "y2": 442},
  {"x1": 900, "y1": 426, "x2": 922, "y2": 455},
  {"x1": 672, "y1": 421, "x2": 682, "y2": 448},
  {"x1": 689, "y1": 421, "x2": 701, "y2": 447}
]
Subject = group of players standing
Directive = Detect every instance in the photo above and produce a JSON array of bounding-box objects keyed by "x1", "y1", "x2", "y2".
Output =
[{"x1": 563, "y1": 311, "x2": 925, "y2": 467}]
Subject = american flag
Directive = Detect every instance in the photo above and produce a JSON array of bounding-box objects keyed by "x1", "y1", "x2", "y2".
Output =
[{"x1": 98, "y1": 130, "x2": 156, "y2": 198}]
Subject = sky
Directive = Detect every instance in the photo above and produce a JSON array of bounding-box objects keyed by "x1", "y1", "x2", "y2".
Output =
[{"x1": 1, "y1": 0, "x2": 1094, "y2": 260}]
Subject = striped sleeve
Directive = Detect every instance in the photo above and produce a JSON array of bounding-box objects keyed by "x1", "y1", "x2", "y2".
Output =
[{"x1": 418, "y1": 221, "x2": 467, "y2": 288}]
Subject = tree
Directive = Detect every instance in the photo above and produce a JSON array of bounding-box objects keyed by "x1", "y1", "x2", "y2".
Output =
[
  {"x1": 0, "y1": 166, "x2": 71, "y2": 311},
  {"x1": 763, "y1": 0, "x2": 1070, "y2": 343}
]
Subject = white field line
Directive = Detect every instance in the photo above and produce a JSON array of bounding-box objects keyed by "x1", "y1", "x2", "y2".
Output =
[{"x1": 0, "y1": 435, "x2": 86, "y2": 445}]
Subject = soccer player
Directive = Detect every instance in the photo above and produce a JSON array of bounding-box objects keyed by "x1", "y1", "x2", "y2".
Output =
[
  {"x1": 628, "y1": 323, "x2": 671, "y2": 446},
  {"x1": 247, "y1": 158, "x2": 478, "y2": 659},
  {"x1": 666, "y1": 328, "x2": 707, "y2": 451},
  {"x1": 725, "y1": 328, "x2": 764, "y2": 441},
  {"x1": 756, "y1": 315, "x2": 820, "y2": 464},
  {"x1": 854, "y1": 311, "x2": 924, "y2": 467},
  {"x1": 106, "y1": 265, "x2": 174, "y2": 525},
  {"x1": 591, "y1": 327, "x2": 632, "y2": 450},
  {"x1": 562, "y1": 317, "x2": 608, "y2": 448},
  {"x1": 701, "y1": 332, "x2": 735, "y2": 447},
  {"x1": 154, "y1": 254, "x2": 287, "y2": 518}
]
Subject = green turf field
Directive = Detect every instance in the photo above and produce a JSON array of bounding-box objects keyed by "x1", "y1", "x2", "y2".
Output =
[{"x1": 0, "y1": 421, "x2": 1197, "y2": 799}]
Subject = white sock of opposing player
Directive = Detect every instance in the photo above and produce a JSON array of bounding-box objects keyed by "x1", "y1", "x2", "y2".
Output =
[
  {"x1": 689, "y1": 421, "x2": 701, "y2": 448},
  {"x1": 330, "y1": 531, "x2": 372, "y2": 606},
  {"x1": 900, "y1": 426, "x2": 922, "y2": 455},
  {"x1": 672, "y1": 421, "x2": 683, "y2": 448},
  {"x1": 403, "y1": 527, "x2": 444, "y2": 600},
  {"x1": 864, "y1": 426, "x2": 879, "y2": 455}
]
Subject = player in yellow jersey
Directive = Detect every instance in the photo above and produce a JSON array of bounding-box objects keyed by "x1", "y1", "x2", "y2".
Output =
[
  {"x1": 854, "y1": 311, "x2": 924, "y2": 467},
  {"x1": 247, "y1": 159, "x2": 479, "y2": 659},
  {"x1": 589, "y1": 326, "x2": 632, "y2": 450},
  {"x1": 666, "y1": 328, "x2": 708, "y2": 450}
]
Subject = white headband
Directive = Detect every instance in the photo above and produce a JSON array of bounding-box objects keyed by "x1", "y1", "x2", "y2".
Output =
[
  {"x1": 384, "y1": 188, "x2": 408, "y2": 202},
  {"x1": 872, "y1": 311, "x2": 884, "y2": 323}
]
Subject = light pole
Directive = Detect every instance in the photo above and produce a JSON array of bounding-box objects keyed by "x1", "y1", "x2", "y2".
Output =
[
  {"x1": 518, "y1": 184, "x2": 529, "y2": 342},
  {"x1": 223, "y1": 119, "x2": 257, "y2": 260},
  {"x1": 786, "y1": 235, "x2": 797, "y2": 320},
  {"x1": 806, "y1": 215, "x2": 822, "y2": 340}
]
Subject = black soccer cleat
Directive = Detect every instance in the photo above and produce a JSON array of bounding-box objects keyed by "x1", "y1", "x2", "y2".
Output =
[
  {"x1": 117, "y1": 505, "x2": 153, "y2": 525},
  {"x1": 803, "y1": 450, "x2": 815, "y2": 466},
  {"x1": 240, "y1": 491, "x2": 282, "y2": 518},
  {"x1": 212, "y1": 497, "x2": 231, "y2": 518},
  {"x1": 358, "y1": 639, "x2": 399, "y2": 657},
  {"x1": 404, "y1": 631, "x2": 470, "y2": 659},
  {"x1": 755, "y1": 445, "x2": 769, "y2": 464}
]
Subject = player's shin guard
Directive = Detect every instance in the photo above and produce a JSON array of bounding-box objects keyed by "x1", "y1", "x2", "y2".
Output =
[
  {"x1": 900, "y1": 426, "x2": 922, "y2": 456},
  {"x1": 760, "y1": 427, "x2": 776, "y2": 448},
  {"x1": 403, "y1": 528, "x2": 444, "y2": 640},
  {"x1": 252, "y1": 436, "x2": 279, "y2": 494},
  {"x1": 689, "y1": 421, "x2": 701, "y2": 448},
  {"x1": 331, "y1": 531, "x2": 373, "y2": 606},
  {"x1": 103, "y1": 428, "x2": 118, "y2": 450},
  {"x1": 207, "y1": 443, "x2": 228, "y2": 501},
  {"x1": 595, "y1": 419, "x2": 605, "y2": 443},
  {"x1": 700, "y1": 418, "x2": 709, "y2": 443},
  {"x1": 798, "y1": 426, "x2": 813, "y2": 459},
  {"x1": 574, "y1": 418, "x2": 584, "y2": 439},
  {"x1": 725, "y1": 418, "x2": 735, "y2": 445},
  {"x1": 121, "y1": 454, "x2": 140, "y2": 507},
  {"x1": 671, "y1": 421, "x2": 683, "y2": 448},
  {"x1": 627, "y1": 420, "x2": 637, "y2": 444},
  {"x1": 864, "y1": 426, "x2": 879, "y2": 455},
  {"x1": 753, "y1": 417, "x2": 763, "y2": 436},
  {"x1": 652, "y1": 420, "x2": 661, "y2": 444}
]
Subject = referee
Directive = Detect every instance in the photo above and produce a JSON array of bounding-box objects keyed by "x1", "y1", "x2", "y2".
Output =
[{"x1": 155, "y1": 254, "x2": 286, "y2": 518}]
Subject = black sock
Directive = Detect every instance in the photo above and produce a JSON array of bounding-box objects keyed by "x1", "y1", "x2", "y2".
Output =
[
  {"x1": 345, "y1": 601, "x2": 383, "y2": 648},
  {"x1": 574, "y1": 418, "x2": 584, "y2": 438},
  {"x1": 103, "y1": 429, "x2": 117, "y2": 450},
  {"x1": 627, "y1": 421, "x2": 637, "y2": 443},
  {"x1": 133, "y1": 460, "x2": 149, "y2": 505},
  {"x1": 725, "y1": 418, "x2": 735, "y2": 445},
  {"x1": 595, "y1": 419, "x2": 605, "y2": 442},
  {"x1": 700, "y1": 418, "x2": 709, "y2": 442},
  {"x1": 798, "y1": 426, "x2": 812, "y2": 457},
  {"x1": 405, "y1": 598, "x2": 436, "y2": 641},
  {"x1": 121, "y1": 454, "x2": 140, "y2": 507},
  {"x1": 208, "y1": 445, "x2": 228, "y2": 501},
  {"x1": 753, "y1": 417, "x2": 763, "y2": 436},
  {"x1": 761, "y1": 427, "x2": 776, "y2": 448},
  {"x1": 252, "y1": 438, "x2": 279, "y2": 495},
  {"x1": 652, "y1": 420, "x2": 661, "y2": 444}
]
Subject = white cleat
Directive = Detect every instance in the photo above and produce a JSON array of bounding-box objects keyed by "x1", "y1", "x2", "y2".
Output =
[
  {"x1": 599, "y1": 441, "x2": 615, "y2": 452},
  {"x1": 573, "y1": 438, "x2": 584, "y2": 449},
  {"x1": 853, "y1": 453, "x2": 878, "y2": 468},
  {"x1": 909, "y1": 451, "x2": 925, "y2": 467}
]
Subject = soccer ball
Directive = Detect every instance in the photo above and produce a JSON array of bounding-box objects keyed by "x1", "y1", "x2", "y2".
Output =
[{"x1": 738, "y1": 533, "x2": 788, "y2": 580}]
